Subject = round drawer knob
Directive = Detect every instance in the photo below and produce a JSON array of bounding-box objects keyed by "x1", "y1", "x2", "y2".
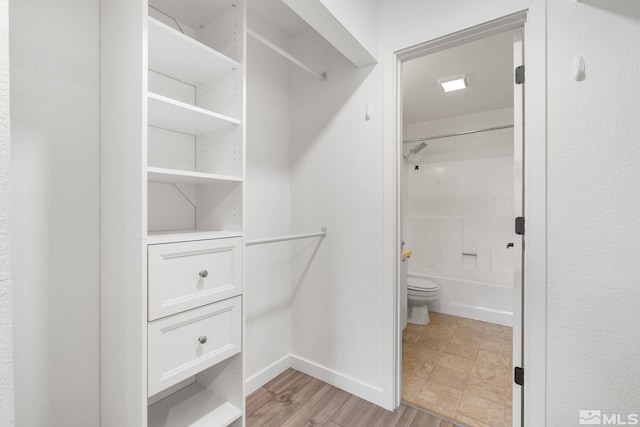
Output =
[
  {"x1": 199, "y1": 270, "x2": 208, "y2": 278},
  {"x1": 198, "y1": 336, "x2": 207, "y2": 344}
]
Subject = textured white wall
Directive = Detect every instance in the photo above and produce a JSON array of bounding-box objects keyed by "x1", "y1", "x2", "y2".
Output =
[
  {"x1": 0, "y1": 0, "x2": 15, "y2": 424},
  {"x1": 244, "y1": 10, "x2": 294, "y2": 394},
  {"x1": 378, "y1": 0, "x2": 531, "y2": 44},
  {"x1": 546, "y1": 0, "x2": 640, "y2": 423},
  {"x1": 10, "y1": 0, "x2": 100, "y2": 425},
  {"x1": 382, "y1": 0, "x2": 640, "y2": 422},
  {"x1": 288, "y1": 27, "x2": 386, "y2": 403},
  {"x1": 282, "y1": 0, "x2": 530, "y2": 407}
]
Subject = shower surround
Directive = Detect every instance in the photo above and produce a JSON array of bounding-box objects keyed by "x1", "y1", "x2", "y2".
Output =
[{"x1": 404, "y1": 151, "x2": 515, "y2": 325}]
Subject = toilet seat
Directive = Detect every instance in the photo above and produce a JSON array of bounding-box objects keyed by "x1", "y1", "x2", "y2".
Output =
[{"x1": 407, "y1": 278, "x2": 439, "y2": 291}]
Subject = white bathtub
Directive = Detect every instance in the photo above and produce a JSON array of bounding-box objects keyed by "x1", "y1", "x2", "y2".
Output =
[{"x1": 409, "y1": 269, "x2": 514, "y2": 326}]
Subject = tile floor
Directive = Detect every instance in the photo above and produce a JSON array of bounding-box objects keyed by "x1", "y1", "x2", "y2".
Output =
[{"x1": 402, "y1": 311, "x2": 513, "y2": 427}]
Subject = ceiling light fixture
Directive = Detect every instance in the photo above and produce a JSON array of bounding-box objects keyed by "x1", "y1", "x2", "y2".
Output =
[{"x1": 438, "y1": 74, "x2": 468, "y2": 92}]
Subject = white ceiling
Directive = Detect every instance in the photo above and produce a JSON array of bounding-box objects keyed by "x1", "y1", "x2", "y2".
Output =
[
  {"x1": 402, "y1": 31, "x2": 514, "y2": 124},
  {"x1": 249, "y1": 0, "x2": 310, "y2": 35}
]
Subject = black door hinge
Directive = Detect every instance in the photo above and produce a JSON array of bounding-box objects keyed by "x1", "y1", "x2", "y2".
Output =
[
  {"x1": 514, "y1": 367, "x2": 524, "y2": 386},
  {"x1": 515, "y1": 65, "x2": 525, "y2": 84},
  {"x1": 515, "y1": 217, "x2": 525, "y2": 235}
]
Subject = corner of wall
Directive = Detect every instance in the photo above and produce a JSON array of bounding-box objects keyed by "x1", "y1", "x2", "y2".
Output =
[{"x1": 0, "y1": 0, "x2": 15, "y2": 423}]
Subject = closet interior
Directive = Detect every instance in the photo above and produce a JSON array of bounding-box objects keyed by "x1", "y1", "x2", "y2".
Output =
[{"x1": 100, "y1": 0, "x2": 365, "y2": 425}]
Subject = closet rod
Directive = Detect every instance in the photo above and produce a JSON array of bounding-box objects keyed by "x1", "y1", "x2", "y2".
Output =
[
  {"x1": 247, "y1": 28, "x2": 327, "y2": 81},
  {"x1": 245, "y1": 227, "x2": 327, "y2": 246},
  {"x1": 403, "y1": 124, "x2": 514, "y2": 144}
]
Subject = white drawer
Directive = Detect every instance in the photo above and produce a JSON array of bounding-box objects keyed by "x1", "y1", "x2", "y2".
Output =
[
  {"x1": 148, "y1": 296, "x2": 241, "y2": 396},
  {"x1": 148, "y1": 237, "x2": 242, "y2": 320}
]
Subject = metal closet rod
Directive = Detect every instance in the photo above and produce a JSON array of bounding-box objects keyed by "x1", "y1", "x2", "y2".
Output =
[
  {"x1": 403, "y1": 124, "x2": 514, "y2": 144},
  {"x1": 245, "y1": 227, "x2": 327, "y2": 246},
  {"x1": 247, "y1": 28, "x2": 327, "y2": 81}
]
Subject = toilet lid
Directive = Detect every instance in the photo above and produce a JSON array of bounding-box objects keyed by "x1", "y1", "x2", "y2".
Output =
[{"x1": 407, "y1": 278, "x2": 439, "y2": 291}]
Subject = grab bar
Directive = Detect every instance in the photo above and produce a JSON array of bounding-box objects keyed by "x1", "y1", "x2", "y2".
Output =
[
  {"x1": 462, "y1": 252, "x2": 478, "y2": 257},
  {"x1": 245, "y1": 227, "x2": 327, "y2": 246}
]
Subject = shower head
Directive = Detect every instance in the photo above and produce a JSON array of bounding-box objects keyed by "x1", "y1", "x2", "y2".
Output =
[
  {"x1": 409, "y1": 141, "x2": 428, "y2": 155},
  {"x1": 403, "y1": 141, "x2": 428, "y2": 162}
]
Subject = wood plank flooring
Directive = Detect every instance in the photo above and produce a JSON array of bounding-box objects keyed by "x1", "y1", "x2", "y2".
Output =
[{"x1": 247, "y1": 369, "x2": 459, "y2": 427}]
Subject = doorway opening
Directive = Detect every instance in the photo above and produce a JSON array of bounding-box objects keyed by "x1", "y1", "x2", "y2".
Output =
[{"x1": 397, "y1": 23, "x2": 525, "y2": 427}]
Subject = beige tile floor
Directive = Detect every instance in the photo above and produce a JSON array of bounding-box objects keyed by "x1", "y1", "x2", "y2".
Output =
[{"x1": 402, "y1": 312, "x2": 513, "y2": 427}]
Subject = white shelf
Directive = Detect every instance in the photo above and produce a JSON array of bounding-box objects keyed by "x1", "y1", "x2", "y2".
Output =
[
  {"x1": 148, "y1": 17, "x2": 239, "y2": 85},
  {"x1": 147, "y1": 229, "x2": 243, "y2": 245},
  {"x1": 148, "y1": 167, "x2": 243, "y2": 185},
  {"x1": 148, "y1": 382, "x2": 242, "y2": 427},
  {"x1": 148, "y1": 0, "x2": 231, "y2": 29},
  {"x1": 148, "y1": 92, "x2": 240, "y2": 135}
]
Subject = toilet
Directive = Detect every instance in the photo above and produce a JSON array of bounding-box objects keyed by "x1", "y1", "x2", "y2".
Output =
[{"x1": 407, "y1": 276, "x2": 440, "y2": 325}]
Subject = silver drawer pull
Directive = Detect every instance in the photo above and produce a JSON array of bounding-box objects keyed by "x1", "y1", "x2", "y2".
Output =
[
  {"x1": 199, "y1": 270, "x2": 208, "y2": 278},
  {"x1": 198, "y1": 336, "x2": 207, "y2": 344}
]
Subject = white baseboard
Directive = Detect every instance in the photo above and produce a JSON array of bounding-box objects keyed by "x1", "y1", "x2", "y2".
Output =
[
  {"x1": 289, "y1": 355, "x2": 385, "y2": 407},
  {"x1": 244, "y1": 355, "x2": 291, "y2": 396}
]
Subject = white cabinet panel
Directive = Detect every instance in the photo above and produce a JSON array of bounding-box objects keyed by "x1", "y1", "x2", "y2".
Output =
[
  {"x1": 148, "y1": 296, "x2": 241, "y2": 396},
  {"x1": 148, "y1": 238, "x2": 242, "y2": 320}
]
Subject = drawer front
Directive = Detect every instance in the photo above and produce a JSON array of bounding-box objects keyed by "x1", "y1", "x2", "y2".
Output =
[
  {"x1": 148, "y1": 296, "x2": 241, "y2": 396},
  {"x1": 148, "y1": 237, "x2": 242, "y2": 320}
]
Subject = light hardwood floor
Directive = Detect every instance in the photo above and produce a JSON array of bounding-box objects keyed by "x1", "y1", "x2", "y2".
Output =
[{"x1": 247, "y1": 368, "x2": 459, "y2": 427}]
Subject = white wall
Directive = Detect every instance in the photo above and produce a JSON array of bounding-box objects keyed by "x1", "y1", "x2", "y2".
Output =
[
  {"x1": 3, "y1": 1, "x2": 638, "y2": 424},
  {"x1": 404, "y1": 109, "x2": 514, "y2": 274},
  {"x1": 379, "y1": 0, "x2": 531, "y2": 44},
  {"x1": 10, "y1": 0, "x2": 100, "y2": 425},
  {"x1": 546, "y1": 0, "x2": 640, "y2": 423},
  {"x1": 383, "y1": 0, "x2": 640, "y2": 422},
  {"x1": 244, "y1": 10, "x2": 294, "y2": 394},
  {"x1": 282, "y1": 0, "x2": 530, "y2": 408},
  {"x1": 405, "y1": 156, "x2": 514, "y2": 274},
  {"x1": 288, "y1": 27, "x2": 386, "y2": 403},
  {"x1": 0, "y1": 0, "x2": 15, "y2": 424}
]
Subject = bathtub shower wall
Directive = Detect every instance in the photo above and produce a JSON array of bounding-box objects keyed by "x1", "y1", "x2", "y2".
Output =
[{"x1": 404, "y1": 108, "x2": 515, "y2": 325}]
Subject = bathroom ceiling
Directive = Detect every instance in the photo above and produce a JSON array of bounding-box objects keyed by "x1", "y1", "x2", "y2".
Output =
[
  {"x1": 249, "y1": 0, "x2": 310, "y2": 35},
  {"x1": 402, "y1": 31, "x2": 514, "y2": 124}
]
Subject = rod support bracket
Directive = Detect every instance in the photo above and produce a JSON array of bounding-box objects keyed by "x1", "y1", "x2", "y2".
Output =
[{"x1": 321, "y1": 226, "x2": 327, "y2": 234}]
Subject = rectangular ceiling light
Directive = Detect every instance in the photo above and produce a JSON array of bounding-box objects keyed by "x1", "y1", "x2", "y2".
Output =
[{"x1": 438, "y1": 74, "x2": 468, "y2": 92}]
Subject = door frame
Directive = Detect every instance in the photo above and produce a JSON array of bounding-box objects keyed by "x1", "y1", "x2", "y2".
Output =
[
  {"x1": 382, "y1": 7, "x2": 548, "y2": 426},
  {"x1": 512, "y1": 28, "x2": 525, "y2": 427}
]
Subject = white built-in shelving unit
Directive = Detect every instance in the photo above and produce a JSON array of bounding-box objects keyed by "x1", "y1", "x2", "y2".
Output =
[
  {"x1": 148, "y1": 92, "x2": 241, "y2": 135},
  {"x1": 101, "y1": 0, "x2": 246, "y2": 425}
]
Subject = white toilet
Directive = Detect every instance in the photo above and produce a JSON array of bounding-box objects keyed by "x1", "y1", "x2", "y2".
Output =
[{"x1": 407, "y1": 276, "x2": 440, "y2": 325}]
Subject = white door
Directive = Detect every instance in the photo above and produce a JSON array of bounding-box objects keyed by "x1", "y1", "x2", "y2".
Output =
[{"x1": 512, "y1": 28, "x2": 525, "y2": 427}]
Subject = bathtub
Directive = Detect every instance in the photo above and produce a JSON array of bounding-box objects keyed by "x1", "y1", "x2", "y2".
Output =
[{"x1": 409, "y1": 268, "x2": 514, "y2": 326}]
